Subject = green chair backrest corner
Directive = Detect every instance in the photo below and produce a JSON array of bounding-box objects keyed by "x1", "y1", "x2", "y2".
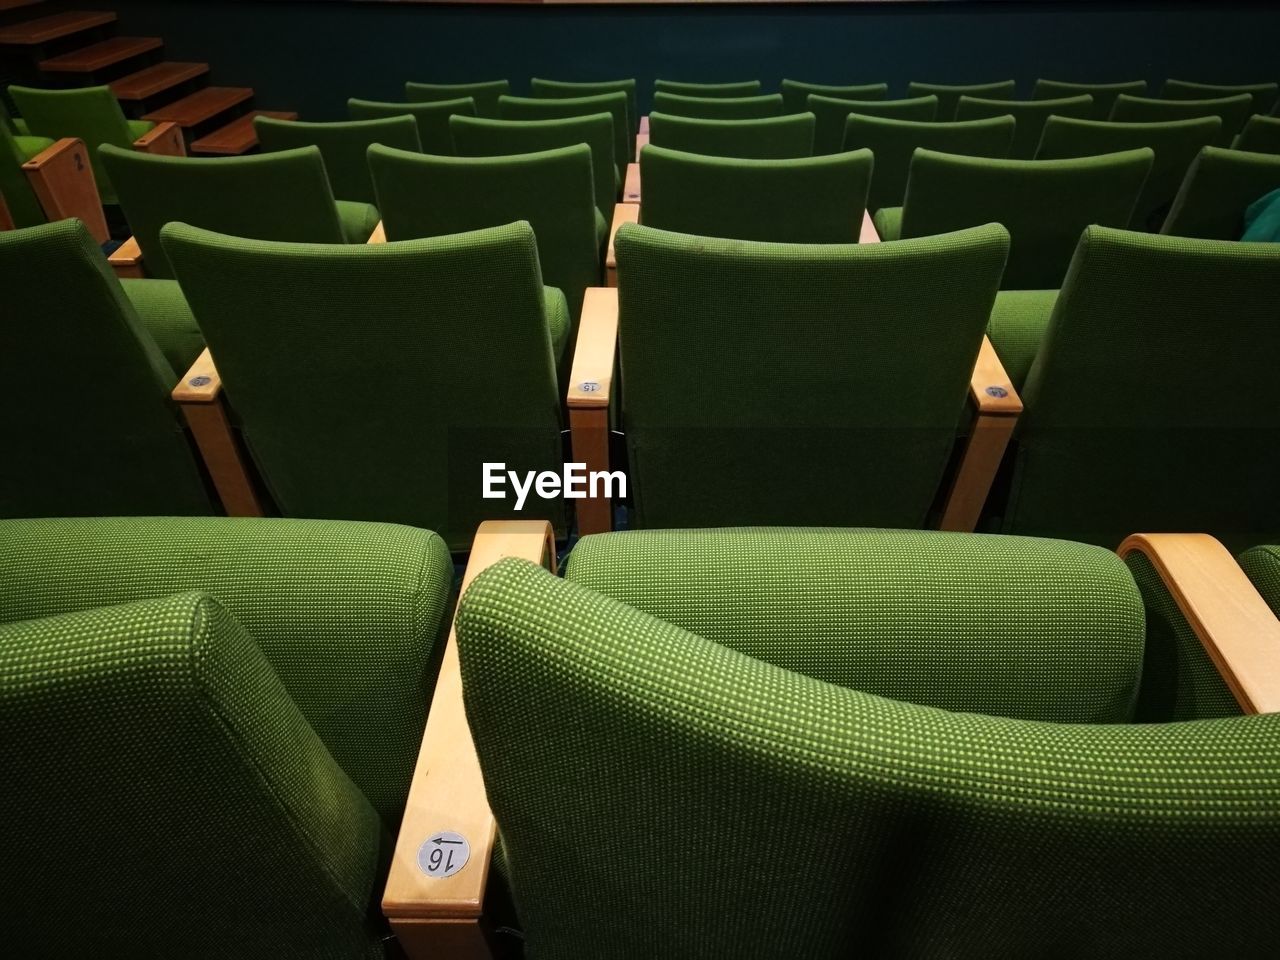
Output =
[
  {"x1": 1007, "y1": 226, "x2": 1280, "y2": 550},
  {"x1": 612, "y1": 221, "x2": 1009, "y2": 529},
  {"x1": 844, "y1": 114, "x2": 1016, "y2": 212},
  {"x1": 255, "y1": 114, "x2": 421, "y2": 206},
  {"x1": 158, "y1": 220, "x2": 565, "y2": 551},
  {"x1": 654, "y1": 79, "x2": 762, "y2": 99},
  {"x1": 638, "y1": 144, "x2": 871, "y2": 243},
  {"x1": 956, "y1": 94, "x2": 1094, "y2": 158},
  {"x1": 0, "y1": 219, "x2": 211, "y2": 517},
  {"x1": 450, "y1": 112, "x2": 616, "y2": 221},
  {"x1": 1162, "y1": 146, "x2": 1280, "y2": 239},
  {"x1": 1111, "y1": 93, "x2": 1254, "y2": 146},
  {"x1": 906, "y1": 80, "x2": 1017, "y2": 120},
  {"x1": 1163, "y1": 79, "x2": 1280, "y2": 116},
  {"x1": 806, "y1": 93, "x2": 938, "y2": 155},
  {"x1": 1239, "y1": 544, "x2": 1280, "y2": 619},
  {"x1": 529, "y1": 77, "x2": 638, "y2": 150},
  {"x1": 899, "y1": 148, "x2": 1152, "y2": 289},
  {"x1": 1234, "y1": 114, "x2": 1280, "y2": 155},
  {"x1": 8, "y1": 84, "x2": 139, "y2": 204},
  {"x1": 100, "y1": 144, "x2": 347, "y2": 279},
  {"x1": 0, "y1": 118, "x2": 48, "y2": 228},
  {"x1": 347, "y1": 96, "x2": 475, "y2": 154},
  {"x1": 498, "y1": 92, "x2": 629, "y2": 182},
  {"x1": 404, "y1": 79, "x2": 510, "y2": 118},
  {"x1": 1032, "y1": 79, "x2": 1149, "y2": 119},
  {"x1": 649, "y1": 91, "x2": 785, "y2": 121},
  {"x1": 780, "y1": 79, "x2": 889, "y2": 114},
  {"x1": 646, "y1": 111, "x2": 815, "y2": 160},
  {"x1": 1036, "y1": 115, "x2": 1222, "y2": 231}
]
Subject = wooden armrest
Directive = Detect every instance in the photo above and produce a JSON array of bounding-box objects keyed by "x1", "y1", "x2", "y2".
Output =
[
  {"x1": 367, "y1": 220, "x2": 386, "y2": 243},
  {"x1": 606, "y1": 202, "x2": 639, "y2": 288},
  {"x1": 384, "y1": 520, "x2": 557, "y2": 959},
  {"x1": 859, "y1": 209, "x2": 880, "y2": 244},
  {"x1": 21, "y1": 137, "x2": 109, "y2": 243},
  {"x1": 172, "y1": 348, "x2": 222, "y2": 403},
  {"x1": 567, "y1": 287, "x2": 619, "y2": 536},
  {"x1": 968, "y1": 335, "x2": 1023, "y2": 417},
  {"x1": 133, "y1": 121, "x2": 186, "y2": 156},
  {"x1": 623, "y1": 161, "x2": 640, "y2": 204},
  {"x1": 639, "y1": 114, "x2": 649, "y2": 135},
  {"x1": 1119, "y1": 534, "x2": 1280, "y2": 715},
  {"x1": 108, "y1": 235, "x2": 144, "y2": 279}
]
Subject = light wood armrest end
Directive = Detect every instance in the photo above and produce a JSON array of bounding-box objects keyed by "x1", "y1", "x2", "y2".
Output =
[
  {"x1": 859, "y1": 209, "x2": 880, "y2": 244},
  {"x1": 367, "y1": 221, "x2": 386, "y2": 244},
  {"x1": 109, "y1": 235, "x2": 144, "y2": 279},
  {"x1": 635, "y1": 131, "x2": 649, "y2": 161},
  {"x1": 133, "y1": 121, "x2": 186, "y2": 156},
  {"x1": 606, "y1": 202, "x2": 639, "y2": 288},
  {"x1": 623, "y1": 161, "x2": 641, "y2": 203},
  {"x1": 172, "y1": 348, "x2": 222, "y2": 403},
  {"x1": 969, "y1": 336, "x2": 1023, "y2": 416},
  {"x1": 22, "y1": 137, "x2": 109, "y2": 243},
  {"x1": 568, "y1": 287, "x2": 619, "y2": 409},
  {"x1": 1119, "y1": 534, "x2": 1280, "y2": 715},
  {"x1": 638, "y1": 114, "x2": 649, "y2": 135}
]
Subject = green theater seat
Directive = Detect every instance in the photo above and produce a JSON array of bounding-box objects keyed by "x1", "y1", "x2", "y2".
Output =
[
  {"x1": 498, "y1": 92, "x2": 629, "y2": 187},
  {"x1": 1111, "y1": 93, "x2": 1254, "y2": 145},
  {"x1": 781, "y1": 79, "x2": 888, "y2": 114},
  {"x1": 650, "y1": 91, "x2": 785, "y2": 121},
  {"x1": 956, "y1": 94, "x2": 1094, "y2": 158},
  {"x1": 906, "y1": 79, "x2": 1017, "y2": 120},
  {"x1": 1240, "y1": 545, "x2": 1280, "y2": 619},
  {"x1": 0, "y1": 117, "x2": 107, "y2": 236},
  {"x1": 529, "y1": 77, "x2": 638, "y2": 155},
  {"x1": 654, "y1": 79, "x2": 762, "y2": 98},
  {"x1": 807, "y1": 93, "x2": 939, "y2": 155},
  {"x1": 1162, "y1": 146, "x2": 1280, "y2": 238},
  {"x1": 1233, "y1": 114, "x2": 1280, "y2": 154},
  {"x1": 646, "y1": 111, "x2": 815, "y2": 159},
  {"x1": 404, "y1": 79, "x2": 509, "y2": 118},
  {"x1": 1163, "y1": 78, "x2": 1280, "y2": 116},
  {"x1": 1032, "y1": 78, "x2": 1148, "y2": 119},
  {"x1": 347, "y1": 96, "x2": 475, "y2": 155}
]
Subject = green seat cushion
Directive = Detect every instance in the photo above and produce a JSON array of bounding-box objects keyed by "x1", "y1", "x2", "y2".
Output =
[
  {"x1": 336, "y1": 199, "x2": 381, "y2": 243},
  {"x1": 119, "y1": 278, "x2": 206, "y2": 376},
  {"x1": 13, "y1": 133, "x2": 53, "y2": 160},
  {"x1": 126, "y1": 118, "x2": 154, "y2": 140},
  {"x1": 1239, "y1": 545, "x2": 1280, "y2": 618},
  {"x1": 987, "y1": 289, "x2": 1059, "y2": 391},
  {"x1": 543, "y1": 285, "x2": 569, "y2": 363},
  {"x1": 595, "y1": 206, "x2": 607, "y2": 250},
  {"x1": 873, "y1": 205, "x2": 902, "y2": 240}
]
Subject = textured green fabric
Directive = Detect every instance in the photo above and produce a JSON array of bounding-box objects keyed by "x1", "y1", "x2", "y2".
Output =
[
  {"x1": 12, "y1": 132, "x2": 52, "y2": 160},
  {"x1": 1111, "y1": 93, "x2": 1254, "y2": 146},
  {"x1": 899, "y1": 148, "x2": 1152, "y2": 289},
  {"x1": 1239, "y1": 545, "x2": 1280, "y2": 619},
  {"x1": 654, "y1": 79, "x2": 762, "y2": 98},
  {"x1": 1234, "y1": 114, "x2": 1280, "y2": 154},
  {"x1": 255, "y1": 115, "x2": 420, "y2": 206},
  {"x1": 100, "y1": 144, "x2": 348, "y2": 279},
  {"x1": 1036, "y1": 116, "x2": 1221, "y2": 230},
  {"x1": 647, "y1": 111, "x2": 814, "y2": 159},
  {"x1": 0, "y1": 591, "x2": 384, "y2": 958},
  {"x1": 543, "y1": 285, "x2": 570, "y2": 361},
  {"x1": 1033, "y1": 79, "x2": 1148, "y2": 119},
  {"x1": 0, "y1": 515, "x2": 453, "y2": 823},
  {"x1": 0, "y1": 118, "x2": 47, "y2": 227},
  {"x1": 119, "y1": 277, "x2": 206, "y2": 374},
  {"x1": 404, "y1": 79, "x2": 508, "y2": 119},
  {"x1": 160, "y1": 221, "x2": 565, "y2": 550},
  {"x1": 873, "y1": 204, "x2": 902, "y2": 240},
  {"x1": 347, "y1": 96, "x2": 473, "y2": 155},
  {"x1": 845, "y1": 114, "x2": 1016, "y2": 212},
  {"x1": 1125, "y1": 551, "x2": 1241, "y2": 722},
  {"x1": 650, "y1": 92, "x2": 785, "y2": 120},
  {"x1": 807, "y1": 93, "x2": 938, "y2": 155},
  {"x1": 9, "y1": 84, "x2": 139, "y2": 204},
  {"x1": 450, "y1": 112, "x2": 616, "y2": 222},
  {"x1": 780, "y1": 79, "x2": 888, "y2": 114},
  {"x1": 986, "y1": 289, "x2": 1059, "y2": 391},
  {"x1": 565, "y1": 527, "x2": 1143, "y2": 722},
  {"x1": 906, "y1": 79, "x2": 1017, "y2": 120},
  {"x1": 614, "y1": 222, "x2": 1008, "y2": 528},
  {"x1": 956, "y1": 94, "x2": 1094, "y2": 159},
  {"x1": 368, "y1": 142, "x2": 599, "y2": 343},
  {"x1": 335, "y1": 198, "x2": 381, "y2": 244},
  {"x1": 639, "y1": 145, "x2": 871, "y2": 243},
  {"x1": 1163, "y1": 79, "x2": 1280, "y2": 116},
  {"x1": 499, "y1": 92, "x2": 630, "y2": 184},
  {"x1": 458, "y1": 556, "x2": 1280, "y2": 960},
  {"x1": 1162, "y1": 146, "x2": 1280, "y2": 239},
  {"x1": 1005, "y1": 227, "x2": 1280, "y2": 550},
  {"x1": 0, "y1": 220, "x2": 210, "y2": 518},
  {"x1": 529, "y1": 78, "x2": 637, "y2": 157}
]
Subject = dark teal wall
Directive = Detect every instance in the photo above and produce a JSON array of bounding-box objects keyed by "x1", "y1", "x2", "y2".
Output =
[{"x1": 102, "y1": 1, "x2": 1280, "y2": 120}]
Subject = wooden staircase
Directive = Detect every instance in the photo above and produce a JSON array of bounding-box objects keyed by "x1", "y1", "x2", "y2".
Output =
[{"x1": 0, "y1": 1, "x2": 296, "y2": 153}]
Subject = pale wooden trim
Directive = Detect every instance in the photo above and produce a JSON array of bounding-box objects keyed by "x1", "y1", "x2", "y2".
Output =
[
  {"x1": 638, "y1": 114, "x2": 649, "y2": 135},
  {"x1": 0, "y1": 191, "x2": 13, "y2": 231},
  {"x1": 367, "y1": 220, "x2": 386, "y2": 243},
  {"x1": 567, "y1": 287, "x2": 618, "y2": 536},
  {"x1": 384, "y1": 520, "x2": 557, "y2": 959},
  {"x1": 1119, "y1": 534, "x2": 1280, "y2": 715},
  {"x1": 21, "y1": 137, "x2": 109, "y2": 243},
  {"x1": 132, "y1": 121, "x2": 186, "y2": 156},
  {"x1": 859, "y1": 209, "x2": 880, "y2": 244},
  {"x1": 605, "y1": 202, "x2": 639, "y2": 288},
  {"x1": 108, "y1": 235, "x2": 144, "y2": 279},
  {"x1": 623, "y1": 161, "x2": 640, "y2": 203},
  {"x1": 635, "y1": 131, "x2": 648, "y2": 161},
  {"x1": 938, "y1": 336, "x2": 1023, "y2": 532}
]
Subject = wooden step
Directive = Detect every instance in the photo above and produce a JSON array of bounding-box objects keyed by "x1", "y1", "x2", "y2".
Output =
[
  {"x1": 0, "y1": 9, "x2": 115, "y2": 45},
  {"x1": 190, "y1": 109, "x2": 297, "y2": 155},
  {"x1": 111, "y1": 61, "x2": 208, "y2": 101},
  {"x1": 40, "y1": 36, "x2": 161, "y2": 73},
  {"x1": 142, "y1": 86, "x2": 253, "y2": 128},
  {"x1": 0, "y1": 0, "x2": 48, "y2": 12}
]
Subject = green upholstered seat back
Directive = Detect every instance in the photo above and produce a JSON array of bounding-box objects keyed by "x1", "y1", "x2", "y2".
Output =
[
  {"x1": 1163, "y1": 146, "x2": 1280, "y2": 238},
  {"x1": 0, "y1": 118, "x2": 46, "y2": 227},
  {"x1": 906, "y1": 79, "x2": 1017, "y2": 119},
  {"x1": 565, "y1": 527, "x2": 1144, "y2": 722},
  {"x1": 639, "y1": 145, "x2": 871, "y2": 243},
  {"x1": 9, "y1": 84, "x2": 138, "y2": 204},
  {"x1": 254, "y1": 115, "x2": 420, "y2": 205},
  {"x1": 956, "y1": 94, "x2": 1094, "y2": 158},
  {"x1": 1036, "y1": 116, "x2": 1222, "y2": 230},
  {"x1": 1111, "y1": 93, "x2": 1254, "y2": 146},
  {"x1": 528, "y1": 77, "x2": 637, "y2": 156},
  {"x1": 160, "y1": 221, "x2": 564, "y2": 550},
  {"x1": 498, "y1": 92, "x2": 629, "y2": 183},
  {"x1": 1007, "y1": 227, "x2": 1280, "y2": 550},
  {"x1": 1234, "y1": 114, "x2": 1280, "y2": 154},
  {"x1": 404, "y1": 79, "x2": 509, "y2": 118},
  {"x1": 1239, "y1": 545, "x2": 1280, "y2": 619},
  {"x1": 899, "y1": 148, "x2": 1152, "y2": 289},
  {"x1": 844, "y1": 114, "x2": 1016, "y2": 212},
  {"x1": 457, "y1": 557, "x2": 1280, "y2": 959},
  {"x1": 654, "y1": 79, "x2": 762, "y2": 98},
  {"x1": 807, "y1": 94, "x2": 939, "y2": 154},
  {"x1": 0, "y1": 515, "x2": 452, "y2": 823},
  {"x1": 100, "y1": 144, "x2": 347, "y2": 279},
  {"x1": 647, "y1": 111, "x2": 815, "y2": 159},
  {"x1": 1163, "y1": 79, "x2": 1280, "y2": 116},
  {"x1": 368, "y1": 142, "x2": 599, "y2": 330},
  {"x1": 1032, "y1": 79, "x2": 1148, "y2": 119},
  {"x1": 0, "y1": 220, "x2": 210, "y2": 518},
  {"x1": 613, "y1": 222, "x2": 1009, "y2": 529},
  {"x1": 781, "y1": 79, "x2": 888, "y2": 114},
  {"x1": 0, "y1": 591, "x2": 383, "y2": 958},
  {"x1": 650, "y1": 91, "x2": 785, "y2": 120},
  {"x1": 450, "y1": 112, "x2": 616, "y2": 221},
  {"x1": 347, "y1": 96, "x2": 474, "y2": 155}
]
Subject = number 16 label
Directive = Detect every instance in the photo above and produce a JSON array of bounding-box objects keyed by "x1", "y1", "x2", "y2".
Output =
[{"x1": 418, "y1": 831, "x2": 470, "y2": 878}]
